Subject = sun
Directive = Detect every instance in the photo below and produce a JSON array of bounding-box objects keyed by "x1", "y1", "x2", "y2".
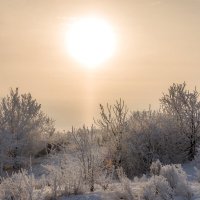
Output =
[{"x1": 66, "y1": 16, "x2": 116, "y2": 68}]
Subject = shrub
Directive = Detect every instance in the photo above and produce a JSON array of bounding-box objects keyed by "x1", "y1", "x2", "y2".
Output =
[
  {"x1": 175, "y1": 179, "x2": 193, "y2": 200},
  {"x1": 117, "y1": 167, "x2": 135, "y2": 200},
  {"x1": 150, "y1": 159, "x2": 162, "y2": 176},
  {"x1": 0, "y1": 169, "x2": 46, "y2": 200},
  {"x1": 122, "y1": 109, "x2": 186, "y2": 178},
  {"x1": 133, "y1": 174, "x2": 148, "y2": 183},
  {"x1": 43, "y1": 154, "x2": 84, "y2": 199},
  {"x1": 95, "y1": 171, "x2": 112, "y2": 191},
  {"x1": 160, "y1": 164, "x2": 193, "y2": 199},
  {"x1": 143, "y1": 175, "x2": 174, "y2": 200},
  {"x1": 70, "y1": 126, "x2": 105, "y2": 192}
]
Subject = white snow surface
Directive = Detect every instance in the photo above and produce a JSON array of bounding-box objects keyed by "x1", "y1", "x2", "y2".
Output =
[
  {"x1": 182, "y1": 162, "x2": 200, "y2": 200},
  {"x1": 59, "y1": 191, "x2": 134, "y2": 200},
  {"x1": 59, "y1": 162, "x2": 200, "y2": 200}
]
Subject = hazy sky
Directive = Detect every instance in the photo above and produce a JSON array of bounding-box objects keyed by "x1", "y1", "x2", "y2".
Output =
[{"x1": 1, "y1": 0, "x2": 200, "y2": 130}]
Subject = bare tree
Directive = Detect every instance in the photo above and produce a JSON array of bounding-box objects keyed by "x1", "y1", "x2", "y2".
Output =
[
  {"x1": 160, "y1": 82, "x2": 200, "y2": 160},
  {"x1": 70, "y1": 126, "x2": 102, "y2": 192},
  {"x1": 95, "y1": 99, "x2": 128, "y2": 170}
]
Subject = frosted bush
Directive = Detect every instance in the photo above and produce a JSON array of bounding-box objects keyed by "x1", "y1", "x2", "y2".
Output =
[
  {"x1": 117, "y1": 167, "x2": 135, "y2": 200},
  {"x1": 160, "y1": 164, "x2": 193, "y2": 199},
  {"x1": 0, "y1": 169, "x2": 46, "y2": 200},
  {"x1": 133, "y1": 174, "x2": 148, "y2": 183},
  {"x1": 96, "y1": 171, "x2": 112, "y2": 190},
  {"x1": 150, "y1": 159, "x2": 162, "y2": 176},
  {"x1": 43, "y1": 156, "x2": 84, "y2": 199},
  {"x1": 143, "y1": 175, "x2": 174, "y2": 200},
  {"x1": 70, "y1": 126, "x2": 105, "y2": 192},
  {"x1": 140, "y1": 174, "x2": 148, "y2": 182},
  {"x1": 175, "y1": 179, "x2": 193, "y2": 200},
  {"x1": 160, "y1": 164, "x2": 186, "y2": 189}
]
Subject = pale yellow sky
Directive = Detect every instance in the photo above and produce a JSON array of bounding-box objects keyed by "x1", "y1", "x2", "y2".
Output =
[{"x1": 1, "y1": 0, "x2": 200, "y2": 130}]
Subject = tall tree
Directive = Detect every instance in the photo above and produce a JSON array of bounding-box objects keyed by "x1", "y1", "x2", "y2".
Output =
[
  {"x1": 95, "y1": 99, "x2": 128, "y2": 170},
  {"x1": 160, "y1": 83, "x2": 200, "y2": 160},
  {"x1": 0, "y1": 88, "x2": 55, "y2": 171}
]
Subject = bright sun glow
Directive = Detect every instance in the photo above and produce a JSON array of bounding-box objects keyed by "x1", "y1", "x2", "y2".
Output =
[{"x1": 66, "y1": 17, "x2": 116, "y2": 68}]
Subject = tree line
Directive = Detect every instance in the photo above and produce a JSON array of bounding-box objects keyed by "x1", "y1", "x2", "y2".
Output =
[{"x1": 0, "y1": 82, "x2": 200, "y2": 180}]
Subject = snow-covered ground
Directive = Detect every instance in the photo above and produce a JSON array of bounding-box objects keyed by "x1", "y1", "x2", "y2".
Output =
[
  {"x1": 182, "y1": 162, "x2": 200, "y2": 200},
  {"x1": 59, "y1": 192, "x2": 125, "y2": 200},
  {"x1": 1, "y1": 153, "x2": 200, "y2": 200},
  {"x1": 58, "y1": 162, "x2": 200, "y2": 200}
]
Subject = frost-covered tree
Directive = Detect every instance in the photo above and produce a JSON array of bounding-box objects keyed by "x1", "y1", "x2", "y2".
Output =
[
  {"x1": 95, "y1": 99, "x2": 128, "y2": 170},
  {"x1": 124, "y1": 109, "x2": 186, "y2": 177},
  {"x1": 0, "y1": 88, "x2": 55, "y2": 172},
  {"x1": 124, "y1": 109, "x2": 165, "y2": 176},
  {"x1": 70, "y1": 126, "x2": 103, "y2": 192},
  {"x1": 160, "y1": 83, "x2": 200, "y2": 160}
]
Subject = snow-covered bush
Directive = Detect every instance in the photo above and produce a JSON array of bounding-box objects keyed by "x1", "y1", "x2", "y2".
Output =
[
  {"x1": 175, "y1": 179, "x2": 193, "y2": 200},
  {"x1": 122, "y1": 108, "x2": 187, "y2": 178},
  {"x1": 70, "y1": 126, "x2": 105, "y2": 192},
  {"x1": 117, "y1": 167, "x2": 135, "y2": 200},
  {"x1": 43, "y1": 154, "x2": 84, "y2": 199},
  {"x1": 150, "y1": 159, "x2": 162, "y2": 176},
  {"x1": 133, "y1": 174, "x2": 148, "y2": 183},
  {"x1": 160, "y1": 164, "x2": 193, "y2": 199},
  {"x1": 160, "y1": 164, "x2": 186, "y2": 189},
  {"x1": 95, "y1": 170, "x2": 112, "y2": 190},
  {"x1": 143, "y1": 175, "x2": 174, "y2": 200},
  {"x1": 0, "y1": 169, "x2": 46, "y2": 200}
]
